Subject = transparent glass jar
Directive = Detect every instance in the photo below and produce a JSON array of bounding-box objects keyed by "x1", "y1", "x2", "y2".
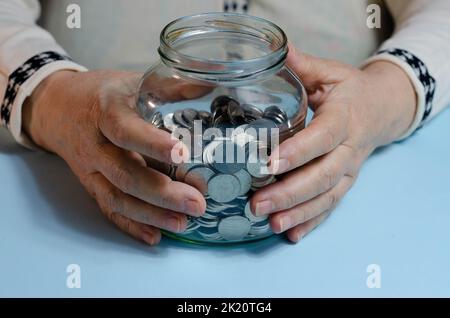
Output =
[{"x1": 137, "y1": 13, "x2": 307, "y2": 244}]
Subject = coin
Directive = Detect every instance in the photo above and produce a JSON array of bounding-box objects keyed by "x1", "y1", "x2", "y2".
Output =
[
  {"x1": 218, "y1": 216, "x2": 251, "y2": 241},
  {"x1": 173, "y1": 109, "x2": 192, "y2": 129},
  {"x1": 175, "y1": 162, "x2": 201, "y2": 181},
  {"x1": 228, "y1": 101, "x2": 247, "y2": 125},
  {"x1": 251, "y1": 175, "x2": 276, "y2": 190},
  {"x1": 198, "y1": 111, "x2": 213, "y2": 127},
  {"x1": 241, "y1": 103, "x2": 264, "y2": 122},
  {"x1": 194, "y1": 216, "x2": 219, "y2": 228},
  {"x1": 249, "y1": 222, "x2": 272, "y2": 236},
  {"x1": 246, "y1": 144, "x2": 271, "y2": 178},
  {"x1": 182, "y1": 108, "x2": 199, "y2": 125},
  {"x1": 211, "y1": 140, "x2": 246, "y2": 174},
  {"x1": 244, "y1": 201, "x2": 268, "y2": 223},
  {"x1": 183, "y1": 218, "x2": 201, "y2": 234},
  {"x1": 231, "y1": 124, "x2": 258, "y2": 147},
  {"x1": 263, "y1": 105, "x2": 288, "y2": 125},
  {"x1": 211, "y1": 95, "x2": 239, "y2": 113},
  {"x1": 207, "y1": 173, "x2": 241, "y2": 203},
  {"x1": 184, "y1": 166, "x2": 215, "y2": 195},
  {"x1": 198, "y1": 227, "x2": 223, "y2": 241},
  {"x1": 233, "y1": 169, "x2": 252, "y2": 196}
]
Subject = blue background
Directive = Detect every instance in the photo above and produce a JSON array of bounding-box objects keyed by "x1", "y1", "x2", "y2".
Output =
[{"x1": 0, "y1": 109, "x2": 449, "y2": 297}]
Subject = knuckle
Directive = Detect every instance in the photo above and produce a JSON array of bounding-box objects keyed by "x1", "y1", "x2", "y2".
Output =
[
  {"x1": 110, "y1": 164, "x2": 133, "y2": 194},
  {"x1": 101, "y1": 109, "x2": 127, "y2": 144},
  {"x1": 104, "y1": 187, "x2": 124, "y2": 214},
  {"x1": 281, "y1": 190, "x2": 298, "y2": 210},
  {"x1": 322, "y1": 126, "x2": 336, "y2": 150},
  {"x1": 326, "y1": 191, "x2": 340, "y2": 209},
  {"x1": 318, "y1": 165, "x2": 338, "y2": 190},
  {"x1": 157, "y1": 185, "x2": 174, "y2": 209}
]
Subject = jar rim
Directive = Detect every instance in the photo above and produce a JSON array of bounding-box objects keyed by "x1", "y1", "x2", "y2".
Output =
[{"x1": 158, "y1": 12, "x2": 288, "y2": 81}]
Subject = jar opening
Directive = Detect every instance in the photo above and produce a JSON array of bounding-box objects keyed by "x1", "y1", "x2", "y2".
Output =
[{"x1": 158, "y1": 13, "x2": 288, "y2": 81}]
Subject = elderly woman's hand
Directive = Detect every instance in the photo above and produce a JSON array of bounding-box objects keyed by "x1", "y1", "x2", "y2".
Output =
[
  {"x1": 23, "y1": 70, "x2": 208, "y2": 245},
  {"x1": 251, "y1": 45, "x2": 417, "y2": 243}
]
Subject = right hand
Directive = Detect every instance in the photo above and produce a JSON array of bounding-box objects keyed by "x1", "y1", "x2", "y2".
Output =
[{"x1": 23, "y1": 70, "x2": 207, "y2": 245}]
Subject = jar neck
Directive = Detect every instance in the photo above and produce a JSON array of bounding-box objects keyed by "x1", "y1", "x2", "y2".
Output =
[{"x1": 158, "y1": 13, "x2": 288, "y2": 82}]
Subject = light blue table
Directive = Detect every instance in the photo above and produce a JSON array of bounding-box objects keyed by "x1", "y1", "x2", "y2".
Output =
[{"x1": 0, "y1": 109, "x2": 449, "y2": 298}]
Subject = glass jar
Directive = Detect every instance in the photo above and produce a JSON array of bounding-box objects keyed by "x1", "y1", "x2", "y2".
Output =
[{"x1": 137, "y1": 13, "x2": 307, "y2": 244}]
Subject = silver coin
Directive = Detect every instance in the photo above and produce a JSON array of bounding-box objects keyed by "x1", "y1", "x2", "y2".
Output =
[
  {"x1": 218, "y1": 216, "x2": 251, "y2": 241},
  {"x1": 228, "y1": 102, "x2": 247, "y2": 125},
  {"x1": 211, "y1": 95, "x2": 239, "y2": 113},
  {"x1": 251, "y1": 175, "x2": 276, "y2": 189},
  {"x1": 210, "y1": 140, "x2": 246, "y2": 174},
  {"x1": 182, "y1": 108, "x2": 199, "y2": 125},
  {"x1": 175, "y1": 162, "x2": 201, "y2": 181},
  {"x1": 246, "y1": 147, "x2": 270, "y2": 178},
  {"x1": 231, "y1": 125, "x2": 258, "y2": 147},
  {"x1": 203, "y1": 140, "x2": 219, "y2": 165},
  {"x1": 249, "y1": 222, "x2": 272, "y2": 236},
  {"x1": 184, "y1": 166, "x2": 215, "y2": 195},
  {"x1": 264, "y1": 105, "x2": 288, "y2": 125},
  {"x1": 233, "y1": 169, "x2": 252, "y2": 196},
  {"x1": 183, "y1": 219, "x2": 201, "y2": 234},
  {"x1": 207, "y1": 174, "x2": 241, "y2": 203},
  {"x1": 198, "y1": 111, "x2": 213, "y2": 127},
  {"x1": 244, "y1": 201, "x2": 268, "y2": 223},
  {"x1": 198, "y1": 228, "x2": 223, "y2": 241},
  {"x1": 241, "y1": 104, "x2": 264, "y2": 122},
  {"x1": 173, "y1": 109, "x2": 192, "y2": 129},
  {"x1": 194, "y1": 217, "x2": 219, "y2": 228}
]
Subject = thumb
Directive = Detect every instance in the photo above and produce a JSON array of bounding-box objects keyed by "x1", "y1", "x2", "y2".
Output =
[{"x1": 286, "y1": 43, "x2": 351, "y2": 89}]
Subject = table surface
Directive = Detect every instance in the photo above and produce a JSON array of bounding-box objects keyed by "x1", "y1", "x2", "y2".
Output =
[{"x1": 1, "y1": 109, "x2": 449, "y2": 298}]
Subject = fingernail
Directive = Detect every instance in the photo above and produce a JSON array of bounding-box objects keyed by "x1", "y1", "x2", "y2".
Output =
[
  {"x1": 279, "y1": 217, "x2": 291, "y2": 233},
  {"x1": 142, "y1": 232, "x2": 156, "y2": 245},
  {"x1": 270, "y1": 159, "x2": 290, "y2": 174},
  {"x1": 295, "y1": 232, "x2": 304, "y2": 243},
  {"x1": 184, "y1": 199, "x2": 203, "y2": 216},
  {"x1": 255, "y1": 200, "x2": 274, "y2": 216},
  {"x1": 167, "y1": 216, "x2": 181, "y2": 232}
]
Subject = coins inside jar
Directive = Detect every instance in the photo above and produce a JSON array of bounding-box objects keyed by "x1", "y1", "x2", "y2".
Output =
[{"x1": 146, "y1": 96, "x2": 294, "y2": 242}]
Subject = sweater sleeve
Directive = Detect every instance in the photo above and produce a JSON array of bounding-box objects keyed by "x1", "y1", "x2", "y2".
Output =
[
  {"x1": 363, "y1": 0, "x2": 450, "y2": 140},
  {"x1": 0, "y1": 0, "x2": 87, "y2": 148}
]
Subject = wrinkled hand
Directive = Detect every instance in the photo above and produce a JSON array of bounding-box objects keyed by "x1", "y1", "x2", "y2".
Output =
[
  {"x1": 251, "y1": 45, "x2": 417, "y2": 243},
  {"x1": 23, "y1": 70, "x2": 208, "y2": 245}
]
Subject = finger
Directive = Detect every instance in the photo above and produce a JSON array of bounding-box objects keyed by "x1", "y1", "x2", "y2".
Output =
[
  {"x1": 270, "y1": 175, "x2": 354, "y2": 234},
  {"x1": 286, "y1": 210, "x2": 332, "y2": 243},
  {"x1": 87, "y1": 172, "x2": 187, "y2": 233},
  {"x1": 111, "y1": 213, "x2": 162, "y2": 246},
  {"x1": 84, "y1": 172, "x2": 162, "y2": 246},
  {"x1": 253, "y1": 144, "x2": 354, "y2": 215},
  {"x1": 269, "y1": 101, "x2": 349, "y2": 175},
  {"x1": 98, "y1": 90, "x2": 185, "y2": 164},
  {"x1": 95, "y1": 143, "x2": 206, "y2": 216},
  {"x1": 286, "y1": 43, "x2": 352, "y2": 90}
]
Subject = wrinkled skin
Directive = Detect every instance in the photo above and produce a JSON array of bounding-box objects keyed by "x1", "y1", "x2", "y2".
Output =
[{"x1": 23, "y1": 46, "x2": 416, "y2": 245}]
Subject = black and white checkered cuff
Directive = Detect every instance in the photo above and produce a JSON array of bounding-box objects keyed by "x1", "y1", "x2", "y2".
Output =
[
  {"x1": 377, "y1": 48, "x2": 436, "y2": 124},
  {"x1": 0, "y1": 51, "x2": 72, "y2": 127}
]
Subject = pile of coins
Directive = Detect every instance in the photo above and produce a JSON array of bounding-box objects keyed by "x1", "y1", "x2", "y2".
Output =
[{"x1": 149, "y1": 96, "x2": 289, "y2": 242}]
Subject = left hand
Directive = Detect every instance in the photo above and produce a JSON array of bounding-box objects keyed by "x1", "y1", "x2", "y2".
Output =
[{"x1": 251, "y1": 44, "x2": 417, "y2": 243}]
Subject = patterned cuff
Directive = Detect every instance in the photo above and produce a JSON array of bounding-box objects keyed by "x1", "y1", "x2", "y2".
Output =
[
  {"x1": 363, "y1": 48, "x2": 436, "y2": 140},
  {"x1": 0, "y1": 51, "x2": 87, "y2": 149},
  {"x1": 377, "y1": 48, "x2": 436, "y2": 125},
  {"x1": 1, "y1": 51, "x2": 72, "y2": 127}
]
